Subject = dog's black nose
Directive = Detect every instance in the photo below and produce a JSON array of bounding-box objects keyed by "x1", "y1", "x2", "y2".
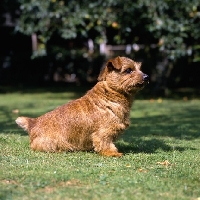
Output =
[{"x1": 143, "y1": 74, "x2": 149, "y2": 81}]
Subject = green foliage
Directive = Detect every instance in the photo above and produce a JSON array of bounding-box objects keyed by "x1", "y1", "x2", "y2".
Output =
[
  {"x1": 0, "y1": 91, "x2": 200, "y2": 199},
  {"x1": 114, "y1": 0, "x2": 200, "y2": 61},
  {"x1": 16, "y1": 0, "x2": 117, "y2": 56},
  {"x1": 147, "y1": 0, "x2": 200, "y2": 61},
  {"x1": 16, "y1": 0, "x2": 200, "y2": 62}
]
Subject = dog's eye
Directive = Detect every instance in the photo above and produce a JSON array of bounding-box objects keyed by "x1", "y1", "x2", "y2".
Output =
[{"x1": 125, "y1": 68, "x2": 133, "y2": 74}]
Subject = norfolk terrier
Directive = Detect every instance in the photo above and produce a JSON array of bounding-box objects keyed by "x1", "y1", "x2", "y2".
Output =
[{"x1": 16, "y1": 56, "x2": 149, "y2": 157}]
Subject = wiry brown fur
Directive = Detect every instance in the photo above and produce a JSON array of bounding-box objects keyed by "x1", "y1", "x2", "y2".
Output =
[{"x1": 16, "y1": 56, "x2": 148, "y2": 157}]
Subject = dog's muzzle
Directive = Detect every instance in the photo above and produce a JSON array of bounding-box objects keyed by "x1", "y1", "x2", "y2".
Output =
[{"x1": 135, "y1": 74, "x2": 149, "y2": 87}]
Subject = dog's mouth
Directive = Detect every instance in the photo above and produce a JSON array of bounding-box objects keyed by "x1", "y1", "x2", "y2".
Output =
[{"x1": 135, "y1": 80, "x2": 149, "y2": 88}]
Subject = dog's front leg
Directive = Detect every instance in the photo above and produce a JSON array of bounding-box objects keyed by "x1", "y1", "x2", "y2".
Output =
[{"x1": 92, "y1": 132, "x2": 123, "y2": 157}]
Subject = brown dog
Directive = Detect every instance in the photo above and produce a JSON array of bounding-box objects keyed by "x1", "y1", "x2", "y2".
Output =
[{"x1": 16, "y1": 56, "x2": 149, "y2": 157}]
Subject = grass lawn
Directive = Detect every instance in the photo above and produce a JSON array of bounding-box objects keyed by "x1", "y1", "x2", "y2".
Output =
[{"x1": 0, "y1": 88, "x2": 200, "y2": 200}]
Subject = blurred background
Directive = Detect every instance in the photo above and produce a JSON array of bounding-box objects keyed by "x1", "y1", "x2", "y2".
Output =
[{"x1": 0, "y1": 0, "x2": 200, "y2": 97}]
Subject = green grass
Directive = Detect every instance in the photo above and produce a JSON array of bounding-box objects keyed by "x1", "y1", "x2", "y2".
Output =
[{"x1": 0, "y1": 89, "x2": 200, "y2": 200}]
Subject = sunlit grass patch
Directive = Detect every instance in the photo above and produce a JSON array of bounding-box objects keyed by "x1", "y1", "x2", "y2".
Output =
[{"x1": 0, "y1": 91, "x2": 200, "y2": 200}]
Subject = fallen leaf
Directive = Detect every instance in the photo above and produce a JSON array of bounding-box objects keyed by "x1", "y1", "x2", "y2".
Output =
[
  {"x1": 12, "y1": 109, "x2": 19, "y2": 114},
  {"x1": 157, "y1": 160, "x2": 170, "y2": 166},
  {"x1": 150, "y1": 99, "x2": 155, "y2": 103},
  {"x1": 138, "y1": 168, "x2": 148, "y2": 173},
  {"x1": 157, "y1": 98, "x2": 162, "y2": 103},
  {"x1": 183, "y1": 96, "x2": 188, "y2": 101}
]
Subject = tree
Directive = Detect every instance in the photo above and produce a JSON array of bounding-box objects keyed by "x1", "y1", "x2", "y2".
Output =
[
  {"x1": 17, "y1": 0, "x2": 200, "y2": 62},
  {"x1": 16, "y1": 0, "x2": 118, "y2": 57},
  {"x1": 8, "y1": 0, "x2": 199, "y2": 91}
]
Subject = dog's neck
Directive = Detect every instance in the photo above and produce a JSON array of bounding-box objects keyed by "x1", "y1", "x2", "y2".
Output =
[{"x1": 94, "y1": 81, "x2": 135, "y2": 108}]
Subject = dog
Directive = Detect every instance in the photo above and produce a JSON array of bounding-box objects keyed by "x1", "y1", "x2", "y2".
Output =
[{"x1": 16, "y1": 56, "x2": 149, "y2": 157}]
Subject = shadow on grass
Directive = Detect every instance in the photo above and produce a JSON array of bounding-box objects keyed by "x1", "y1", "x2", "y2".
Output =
[
  {"x1": 0, "y1": 85, "x2": 89, "y2": 97},
  {"x1": 0, "y1": 105, "x2": 37, "y2": 136},
  {"x1": 117, "y1": 138, "x2": 173, "y2": 154},
  {"x1": 117, "y1": 109, "x2": 200, "y2": 154},
  {"x1": 117, "y1": 134, "x2": 194, "y2": 154},
  {"x1": 1, "y1": 85, "x2": 200, "y2": 99}
]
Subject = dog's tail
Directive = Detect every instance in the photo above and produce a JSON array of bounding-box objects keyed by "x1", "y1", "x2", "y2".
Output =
[{"x1": 15, "y1": 116, "x2": 35, "y2": 132}]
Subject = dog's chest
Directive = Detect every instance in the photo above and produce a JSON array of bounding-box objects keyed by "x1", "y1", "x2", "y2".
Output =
[{"x1": 96, "y1": 99, "x2": 130, "y2": 127}]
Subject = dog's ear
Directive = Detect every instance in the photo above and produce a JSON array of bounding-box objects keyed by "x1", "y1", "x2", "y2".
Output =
[
  {"x1": 135, "y1": 62, "x2": 142, "y2": 70},
  {"x1": 98, "y1": 57, "x2": 122, "y2": 81},
  {"x1": 107, "y1": 56, "x2": 122, "y2": 70}
]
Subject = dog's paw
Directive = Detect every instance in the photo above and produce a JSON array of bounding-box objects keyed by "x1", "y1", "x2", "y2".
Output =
[{"x1": 100, "y1": 150, "x2": 123, "y2": 157}]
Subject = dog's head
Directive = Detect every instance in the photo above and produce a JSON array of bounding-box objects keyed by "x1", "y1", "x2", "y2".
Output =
[{"x1": 98, "y1": 56, "x2": 149, "y2": 94}]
